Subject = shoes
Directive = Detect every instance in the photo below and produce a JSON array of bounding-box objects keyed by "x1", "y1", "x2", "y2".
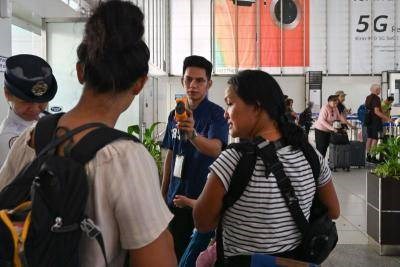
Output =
[{"x1": 366, "y1": 154, "x2": 380, "y2": 164}]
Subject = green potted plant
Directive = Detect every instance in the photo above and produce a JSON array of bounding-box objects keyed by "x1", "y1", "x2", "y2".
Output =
[
  {"x1": 366, "y1": 136, "x2": 400, "y2": 256},
  {"x1": 127, "y1": 122, "x2": 163, "y2": 176}
]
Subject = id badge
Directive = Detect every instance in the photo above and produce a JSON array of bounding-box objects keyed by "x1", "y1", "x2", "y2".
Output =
[{"x1": 173, "y1": 154, "x2": 185, "y2": 178}]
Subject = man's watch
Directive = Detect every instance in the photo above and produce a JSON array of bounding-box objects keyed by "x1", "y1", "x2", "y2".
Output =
[{"x1": 189, "y1": 129, "x2": 198, "y2": 140}]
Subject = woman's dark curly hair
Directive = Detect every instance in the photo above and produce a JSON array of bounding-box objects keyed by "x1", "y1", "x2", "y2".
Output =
[{"x1": 77, "y1": 0, "x2": 149, "y2": 93}]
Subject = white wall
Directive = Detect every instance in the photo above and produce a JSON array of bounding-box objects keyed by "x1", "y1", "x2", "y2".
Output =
[{"x1": 0, "y1": 18, "x2": 12, "y2": 119}]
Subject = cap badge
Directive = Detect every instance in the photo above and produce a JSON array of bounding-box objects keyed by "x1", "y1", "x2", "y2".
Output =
[{"x1": 31, "y1": 81, "x2": 48, "y2": 96}]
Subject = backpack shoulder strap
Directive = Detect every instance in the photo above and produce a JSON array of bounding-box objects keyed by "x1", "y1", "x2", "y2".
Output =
[
  {"x1": 216, "y1": 141, "x2": 257, "y2": 267},
  {"x1": 256, "y1": 141, "x2": 310, "y2": 234},
  {"x1": 70, "y1": 127, "x2": 140, "y2": 165},
  {"x1": 300, "y1": 143, "x2": 321, "y2": 185},
  {"x1": 34, "y1": 113, "x2": 64, "y2": 155},
  {"x1": 223, "y1": 141, "x2": 257, "y2": 209}
]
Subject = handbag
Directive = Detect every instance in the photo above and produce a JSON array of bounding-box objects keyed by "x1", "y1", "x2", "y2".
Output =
[{"x1": 330, "y1": 132, "x2": 349, "y2": 145}]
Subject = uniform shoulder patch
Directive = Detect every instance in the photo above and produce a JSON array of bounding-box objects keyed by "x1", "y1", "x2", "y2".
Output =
[{"x1": 8, "y1": 135, "x2": 19, "y2": 148}]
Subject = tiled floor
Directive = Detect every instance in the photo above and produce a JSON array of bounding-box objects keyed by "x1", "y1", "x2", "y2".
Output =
[{"x1": 323, "y1": 167, "x2": 400, "y2": 266}]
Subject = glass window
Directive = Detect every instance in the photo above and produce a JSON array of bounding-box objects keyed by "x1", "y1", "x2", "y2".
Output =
[{"x1": 11, "y1": 24, "x2": 42, "y2": 57}]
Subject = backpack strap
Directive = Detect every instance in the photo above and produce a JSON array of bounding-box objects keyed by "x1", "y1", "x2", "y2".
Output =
[
  {"x1": 70, "y1": 127, "x2": 140, "y2": 165},
  {"x1": 34, "y1": 113, "x2": 64, "y2": 155},
  {"x1": 216, "y1": 141, "x2": 257, "y2": 267},
  {"x1": 256, "y1": 141, "x2": 310, "y2": 234},
  {"x1": 222, "y1": 142, "x2": 257, "y2": 209},
  {"x1": 300, "y1": 143, "x2": 321, "y2": 186}
]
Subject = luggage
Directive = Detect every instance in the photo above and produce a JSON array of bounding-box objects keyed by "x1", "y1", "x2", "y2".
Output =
[
  {"x1": 349, "y1": 141, "x2": 365, "y2": 167},
  {"x1": 348, "y1": 127, "x2": 366, "y2": 168},
  {"x1": 329, "y1": 132, "x2": 349, "y2": 145},
  {"x1": 329, "y1": 144, "x2": 351, "y2": 172}
]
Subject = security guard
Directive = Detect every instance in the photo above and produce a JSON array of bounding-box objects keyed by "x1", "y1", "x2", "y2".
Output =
[{"x1": 0, "y1": 54, "x2": 57, "y2": 167}]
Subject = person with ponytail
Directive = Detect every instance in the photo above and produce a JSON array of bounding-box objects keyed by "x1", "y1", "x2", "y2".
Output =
[
  {"x1": 193, "y1": 70, "x2": 339, "y2": 266},
  {"x1": 0, "y1": 1, "x2": 176, "y2": 266}
]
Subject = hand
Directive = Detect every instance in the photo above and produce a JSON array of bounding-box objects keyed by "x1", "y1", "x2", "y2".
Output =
[
  {"x1": 333, "y1": 128, "x2": 338, "y2": 133},
  {"x1": 176, "y1": 108, "x2": 195, "y2": 136},
  {"x1": 173, "y1": 195, "x2": 195, "y2": 208}
]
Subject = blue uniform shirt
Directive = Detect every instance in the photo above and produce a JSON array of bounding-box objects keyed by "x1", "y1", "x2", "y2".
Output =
[{"x1": 162, "y1": 98, "x2": 228, "y2": 208}]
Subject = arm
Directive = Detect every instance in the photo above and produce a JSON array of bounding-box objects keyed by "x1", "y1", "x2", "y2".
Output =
[
  {"x1": 339, "y1": 113, "x2": 355, "y2": 129},
  {"x1": 373, "y1": 107, "x2": 391, "y2": 122},
  {"x1": 161, "y1": 149, "x2": 173, "y2": 200},
  {"x1": 173, "y1": 195, "x2": 196, "y2": 208},
  {"x1": 177, "y1": 109, "x2": 224, "y2": 158},
  {"x1": 193, "y1": 172, "x2": 225, "y2": 232},
  {"x1": 190, "y1": 135, "x2": 222, "y2": 158},
  {"x1": 129, "y1": 229, "x2": 177, "y2": 267},
  {"x1": 317, "y1": 180, "x2": 340, "y2": 219}
]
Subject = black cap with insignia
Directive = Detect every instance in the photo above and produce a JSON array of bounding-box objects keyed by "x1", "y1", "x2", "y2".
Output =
[{"x1": 4, "y1": 54, "x2": 57, "y2": 103}]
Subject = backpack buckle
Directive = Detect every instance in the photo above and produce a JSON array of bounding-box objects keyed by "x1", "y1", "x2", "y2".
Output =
[{"x1": 80, "y1": 218, "x2": 100, "y2": 239}]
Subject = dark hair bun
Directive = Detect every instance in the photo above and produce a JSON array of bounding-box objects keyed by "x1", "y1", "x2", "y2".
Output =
[{"x1": 77, "y1": 0, "x2": 149, "y2": 93}]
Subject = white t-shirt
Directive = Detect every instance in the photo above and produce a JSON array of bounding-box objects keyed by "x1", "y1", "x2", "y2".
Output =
[
  {"x1": 0, "y1": 126, "x2": 173, "y2": 267},
  {"x1": 209, "y1": 145, "x2": 331, "y2": 257}
]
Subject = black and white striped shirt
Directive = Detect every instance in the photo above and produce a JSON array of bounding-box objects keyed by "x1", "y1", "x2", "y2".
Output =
[{"x1": 209, "y1": 145, "x2": 331, "y2": 257}]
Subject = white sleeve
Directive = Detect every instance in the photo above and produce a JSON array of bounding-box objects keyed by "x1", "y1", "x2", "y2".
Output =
[
  {"x1": 209, "y1": 148, "x2": 242, "y2": 192},
  {"x1": 97, "y1": 141, "x2": 173, "y2": 249},
  {"x1": 315, "y1": 149, "x2": 332, "y2": 187},
  {"x1": 0, "y1": 127, "x2": 36, "y2": 191}
]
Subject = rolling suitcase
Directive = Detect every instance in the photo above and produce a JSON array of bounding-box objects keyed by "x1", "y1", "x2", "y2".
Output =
[
  {"x1": 349, "y1": 127, "x2": 366, "y2": 168},
  {"x1": 329, "y1": 143, "x2": 351, "y2": 172},
  {"x1": 349, "y1": 141, "x2": 365, "y2": 167}
]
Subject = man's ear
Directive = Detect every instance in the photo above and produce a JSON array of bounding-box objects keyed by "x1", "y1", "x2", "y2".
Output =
[
  {"x1": 76, "y1": 63, "x2": 85, "y2": 84},
  {"x1": 181, "y1": 77, "x2": 184, "y2": 87},
  {"x1": 4, "y1": 87, "x2": 13, "y2": 102},
  {"x1": 207, "y1": 79, "x2": 213, "y2": 89},
  {"x1": 132, "y1": 76, "x2": 148, "y2": 95}
]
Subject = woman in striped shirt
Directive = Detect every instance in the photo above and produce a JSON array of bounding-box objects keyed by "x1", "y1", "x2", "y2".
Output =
[{"x1": 193, "y1": 70, "x2": 340, "y2": 266}]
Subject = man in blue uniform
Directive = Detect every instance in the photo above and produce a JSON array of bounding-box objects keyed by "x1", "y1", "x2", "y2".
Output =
[
  {"x1": 0, "y1": 54, "x2": 57, "y2": 167},
  {"x1": 161, "y1": 55, "x2": 228, "y2": 260}
]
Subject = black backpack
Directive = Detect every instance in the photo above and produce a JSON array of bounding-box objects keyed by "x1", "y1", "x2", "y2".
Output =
[
  {"x1": 0, "y1": 113, "x2": 139, "y2": 267},
  {"x1": 215, "y1": 137, "x2": 338, "y2": 266}
]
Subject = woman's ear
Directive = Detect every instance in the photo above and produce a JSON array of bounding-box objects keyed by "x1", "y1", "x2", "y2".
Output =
[
  {"x1": 76, "y1": 63, "x2": 85, "y2": 84},
  {"x1": 132, "y1": 76, "x2": 148, "y2": 95}
]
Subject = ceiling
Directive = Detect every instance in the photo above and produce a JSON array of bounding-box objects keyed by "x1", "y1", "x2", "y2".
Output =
[{"x1": 11, "y1": 0, "x2": 88, "y2": 27}]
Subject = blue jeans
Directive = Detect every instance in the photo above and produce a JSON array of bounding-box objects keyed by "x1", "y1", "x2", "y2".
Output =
[{"x1": 179, "y1": 229, "x2": 215, "y2": 267}]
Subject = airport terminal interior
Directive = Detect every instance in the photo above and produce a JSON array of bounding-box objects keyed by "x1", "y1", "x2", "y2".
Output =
[{"x1": 1, "y1": 0, "x2": 400, "y2": 266}]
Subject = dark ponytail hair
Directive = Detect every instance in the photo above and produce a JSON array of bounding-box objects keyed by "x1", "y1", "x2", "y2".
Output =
[
  {"x1": 77, "y1": 0, "x2": 149, "y2": 93},
  {"x1": 227, "y1": 70, "x2": 307, "y2": 149}
]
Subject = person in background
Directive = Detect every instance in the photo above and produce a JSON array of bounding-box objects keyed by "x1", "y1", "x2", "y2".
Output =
[
  {"x1": 365, "y1": 84, "x2": 392, "y2": 163},
  {"x1": 0, "y1": 54, "x2": 57, "y2": 167},
  {"x1": 0, "y1": 1, "x2": 176, "y2": 266},
  {"x1": 357, "y1": 104, "x2": 368, "y2": 143},
  {"x1": 193, "y1": 70, "x2": 339, "y2": 266},
  {"x1": 284, "y1": 98, "x2": 297, "y2": 123},
  {"x1": 381, "y1": 96, "x2": 394, "y2": 117},
  {"x1": 298, "y1": 101, "x2": 314, "y2": 137},
  {"x1": 161, "y1": 55, "x2": 228, "y2": 262},
  {"x1": 314, "y1": 95, "x2": 354, "y2": 157},
  {"x1": 335, "y1": 90, "x2": 351, "y2": 116}
]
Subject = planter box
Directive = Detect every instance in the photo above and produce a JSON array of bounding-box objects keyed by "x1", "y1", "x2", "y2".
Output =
[{"x1": 367, "y1": 172, "x2": 400, "y2": 255}]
